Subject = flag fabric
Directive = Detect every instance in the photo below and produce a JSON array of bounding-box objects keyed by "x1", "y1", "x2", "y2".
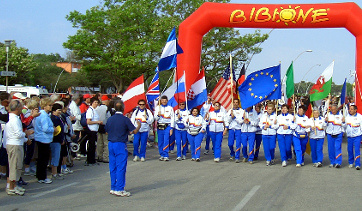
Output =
[
  {"x1": 309, "y1": 61, "x2": 334, "y2": 102},
  {"x1": 210, "y1": 66, "x2": 237, "y2": 110},
  {"x1": 187, "y1": 68, "x2": 207, "y2": 109},
  {"x1": 238, "y1": 64, "x2": 282, "y2": 109},
  {"x1": 237, "y1": 64, "x2": 246, "y2": 85},
  {"x1": 162, "y1": 73, "x2": 186, "y2": 109},
  {"x1": 122, "y1": 75, "x2": 146, "y2": 114},
  {"x1": 158, "y1": 27, "x2": 183, "y2": 71},
  {"x1": 340, "y1": 78, "x2": 347, "y2": 105},
  {"x1": 146, "y1": 70, "x2": 160, "y2": 111},
  {"x1": 285, "y1": 62, "x2": 294, "y2": 99}
]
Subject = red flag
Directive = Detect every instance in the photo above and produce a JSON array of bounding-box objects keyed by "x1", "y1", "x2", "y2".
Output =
[
  {"x1": 122, "y1": 75, "x2": 146, "y2": 114},
  {"x1": 237, "y1": 64, "x2": 246, "y2": 85}
]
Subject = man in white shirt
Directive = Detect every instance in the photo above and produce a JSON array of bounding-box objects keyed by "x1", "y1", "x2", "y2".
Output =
[{"x1": 95, "y1": 95, "x2": 111, "y2": 162}]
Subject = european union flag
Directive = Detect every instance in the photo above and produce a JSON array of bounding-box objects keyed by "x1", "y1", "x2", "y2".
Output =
[{"x1": 238, "y1": 64, "x2": 281, "y2": 109}]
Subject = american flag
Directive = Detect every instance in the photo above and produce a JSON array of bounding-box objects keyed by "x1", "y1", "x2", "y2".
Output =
[
  {"x1": 210, "y1": 66, "x2": 238, "y2": 110},
  {"x1": 146, "y1": 71, "x2": 160, "y2": 111}
]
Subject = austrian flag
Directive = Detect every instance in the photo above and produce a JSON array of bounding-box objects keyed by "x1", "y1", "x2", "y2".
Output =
[{"x1": 122, "y1": 75, "x2": 146, "y2": 114}]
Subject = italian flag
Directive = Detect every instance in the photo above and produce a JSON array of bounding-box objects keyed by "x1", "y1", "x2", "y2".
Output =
[{"x1": 309, "y1": 61, "x2": 334, "y2": 102}]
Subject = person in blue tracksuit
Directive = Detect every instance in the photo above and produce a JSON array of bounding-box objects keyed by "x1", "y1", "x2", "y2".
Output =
[
  {"x1": 240, "y1": 106, "x2": 258, "y2": 163},
  {"x1": 186, "y1": 107, "x2": 206, "y2": 162},
  {"x1": 154, "y1": 96, "x2": 175, "y2": 161},
  {"x1": 105, "y1": 100, "x2": 141, "y2": 197},
  {"x1": 225, "y1": 99, "x2": 243, "y2": 162},
  {"x1": 174, "y1": 102, "x2": 189, "y2": 161},
  {"x1": 254, "y1": 104, "x2": 262, "y2": 160},
  {"x1": 309, "y1": 109, "x2": 326, "y2": 168},
  {"x1": 325, "y1": 104, "x2": 343, "y2": 168},
  {"x1": 342, "y1": 104, "x2": 361, "y2": 170},
  {"x1": 259, "y1": 102, "x2": 278, "y2": 166},
  {"x1": 130, "y1": 99, "x2": 154, "y2": 162},
  {"x1": 276, "y1": 104, "x2": 294, "y2": 167},
  {"x1": 290, "y1": 105, "x2": 311, "y2": 167},
  {"x1": 207, "y1": 102, "x2": 227, "y2": 162}
]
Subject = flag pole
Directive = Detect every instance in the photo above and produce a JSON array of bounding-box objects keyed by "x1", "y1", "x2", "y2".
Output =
[
  {"x1": 230, "y1": 54, "x2": 234, "y2": 103},
  {"x1": 293, "y1": 94, "x2": 296, "y2": 118},
  {"x1": 184, "y1": 70, "x2": 188, "y2": 111}
]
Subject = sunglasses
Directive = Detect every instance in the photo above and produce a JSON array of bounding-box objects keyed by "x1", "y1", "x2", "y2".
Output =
[{"x1": 139, "y1": 104, "x2": 145, "y2": 106}]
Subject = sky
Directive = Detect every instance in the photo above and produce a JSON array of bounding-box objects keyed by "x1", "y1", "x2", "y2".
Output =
[{"x1": 0, "y1": 0, "x2": 360, "y2": 85}]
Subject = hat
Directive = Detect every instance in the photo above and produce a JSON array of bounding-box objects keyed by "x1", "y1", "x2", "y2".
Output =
[
  {"x1": 83, "y1": 94, "x2": 91, "y2": 99},
  {"x1": 101, "y1": 95, "x2": 110, "y2": 101},
  {"x1": 13, "y1": 93, "x2": 27, "y2": 100}
]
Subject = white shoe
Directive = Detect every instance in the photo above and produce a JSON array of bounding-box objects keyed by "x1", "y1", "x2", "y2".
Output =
[
  {"x1": 176, "y1": 157, "x2": 182, "y2": 161},
  {"x1": 133, "y1": 156, "x2": 139, "y2": 162},
  {"x1": 196, "y1": 158, "x2": 200, "y2": 162},
  {"x1": 182, "y1": 155, "x2": 186, "y2": 160},
  {"x1": 317, "y1": 162, "x2": 322, "y2": 168},
  {"x1": 159, "y1": 156, "x2": 164, "y2": 161},
  {"x1": 349, "y1": 164, "x2": 354, "y2": 168},
  {"x1": 266, "y1": 161, "x2": 270, "y2": 166},
  {"x1": 38, "y1": 178, "x2": 52, "y2": 184},
  {"x1": 62, "y1": 168, "x2": 73, "y2": 174},
  {"x1": 282, "y1": 161, "x2": 287, "y2": 167},
  {"x1": 214, "y1": 158, "x2": 220, "y2": 162},
  {"x1": 190, "y1": 158, "x2": 195, "y2": 161},
  {"x1": 7, "y1": 188, "x2": 24, "y2": 196},
  {"x1": 356, "y1": 166, "x2": 360, "y2": 170},
  {"x1": 169, "y1": 150, "x2": 175, "y2": 154},
  {"x1": 114, "y1": 190, "x2": 131, "y2": 197},
  {"x1": 15, "y1": 186, "x2": 26, "y2": 192},
  {"x1": 110, "y1": 190, "x2": 115, "y2": 195},
  {"x1": 164, "y1": 157, "x2": 169, "y2": 161},
  {"x1": 140, "y1": 157, "x2": 145, "y2": 162},
  {"x1": 301, "y1": 162, "x2": 305, "y2": 166},
  {"x1": 296, "y1": 164, "x2": 301, "y2": 168}
]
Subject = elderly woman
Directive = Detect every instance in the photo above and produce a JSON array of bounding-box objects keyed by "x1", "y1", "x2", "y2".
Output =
[{"x1": 34, "y1": 97, "x2": 58, "y2": 184}]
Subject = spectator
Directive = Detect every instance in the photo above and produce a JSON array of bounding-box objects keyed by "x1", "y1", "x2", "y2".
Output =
[
  {"x1": 85, "y1": 97, "x2": 102, "y2": 166},
  {"x1": 50, "y1": 103, "x2": 65, "y2": 180},
  {"x1": 95, "y1": 95, "x2": 111, "y2": 163}
]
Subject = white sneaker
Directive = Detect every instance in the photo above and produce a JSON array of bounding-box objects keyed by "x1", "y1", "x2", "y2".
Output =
[
  {"x1": 191, "y1": 158, "x2": 196, "y2": 161},
  {"x1": 38, "y1": 178, "x2": 52, "y2": 184},
  {"x1": 196, "y1": 158, "x2": 200, "y2": 162},
  {"x1": 229, "y1": 156, "x2": 235, "y2": 161},
  {"x1": 182, "y1": 155, "x2": 186, "y2": 160},
  {"x1": 214, "y1": 158, "x2": 220, "y2": 162},
  {"x1": 266, "y1": 161, "x2": 271, "y2": 166},
  {"x1": 176, "y1": 157, "x2": 182, "y2": 161},
  {"x1": 53, "y1": 174, "x2": 64, "y2": 180},
  {"x1": 349, "y1": 164, "x2": 354, "y2": 168},
  {"x1": 164, "y1": 157, "x2": 169, "y2": 161},
  {"x1": 296, "y1": 164, "x2": 301, "y2": 168},
  {"x1": 140, "y1": 157, "x2": 145, "y2": 162},
  {"x1": 317, "y1": 162, "x2": 323, "y2": 168},
  {"x1": 301, "y1": 162, "x2": 305, "y2": 166},
  {"x1": 15, "y1": 186, "x2": 26, "y2": 192},
  {"x1": 242, "y1": 158, "x2": 248, "y2": 163},
  {"x1": 7, "y1": 188, "x2": 24, "y2": 196},
  {"x1": 159, "y1": 156, "x2": 164, "y2": 161},
  {"x1": 313, "y1": 163, "x2": 317, "y2": 167},
  {"x1": 110, "y1": 190, "x2": 115, "y2": 195},
  {"x1": 114, "y1": 190, "x2": 131, "y2": 197},
  {"x1": 133, "y1": 156, "x2": 139, "y2": 162},
  {"x1": 169, "y1": 150, "x2": 175, "y2": 154},
  {"x1": 356, "y1": 166, "x2": 360, "y2": 170},
  {"x1": 282, "y1": 161, "x2": 287, "y2": 167},
  {"x1": 61, "y1": 168, "x2": 73, "y2": 174}
]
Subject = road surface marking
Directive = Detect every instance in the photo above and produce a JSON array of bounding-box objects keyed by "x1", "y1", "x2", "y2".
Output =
[
  {"x1": 233, "y1": 185, "x2": 261, "y2": 211},
  {"x1": 32, "y1": 182, "x2": 79, "y2": 198}
]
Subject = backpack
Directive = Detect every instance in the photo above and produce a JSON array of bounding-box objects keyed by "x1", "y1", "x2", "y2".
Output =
[{"x1": 80, "y1": 108, "x2": 94, "y2": 127}]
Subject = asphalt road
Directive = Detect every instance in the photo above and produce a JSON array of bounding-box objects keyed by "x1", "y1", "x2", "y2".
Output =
[{"x1": 0, "y1": 137, "x2": 361, "y2": 211}]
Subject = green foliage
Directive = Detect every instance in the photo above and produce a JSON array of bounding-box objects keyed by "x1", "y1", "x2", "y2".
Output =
[{"x1": 64, "y1": 0, "x2": 269, "y2": 92}]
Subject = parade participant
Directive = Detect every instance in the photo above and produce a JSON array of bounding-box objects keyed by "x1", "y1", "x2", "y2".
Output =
[
  {"x1": 254, "y1": 104, "x2": 262, "y2": 160},
  {"x1": 174, "y1": 102, "x2": 189, "y2": 161},
  {"x1": 186, "y1": 107, "x2": 206, "y2": 162},
  {"x1": 259, "y1": 102, "x2": 278, "y2": 166},
  {"x1": 342, "y1": 104, "x2": 361, "y2": 170},
  {"x1": 4, "y1": 100, "x2": 32, "y2": 195},
  {"x1": 325, "y1": 104, "x2": 344, "y2": 168},
  {"x1": 85, "y1": 97, "x2": 103, "y2": 166},
  {"x1": 309, "y1": 109, "x2": 326, "y2": 168},
  {"x1": 201, "y1": 96, "x2": 212, "y2": 155},
  {"x1": 225, "y1": 99, "x2": 243, "y2": 162},
  {"x1": 208, "y1": 102, "x2": 227, "y2": 162},
  {"x1": 276, "y1": 104, "x2": 294, "y2": 167},
  {"x1": 290, "y1": 105, "x2": 311, "y2": 167},
  {"x1": 130, "y1": 99, "x2": 153, "y2": 162},
  {"x1": 34, "y1": 97, "x2": 58, "y2": 184},
  {"x1": 50, "y1": 103, "x2": 65, "y2": 180},
  {"x1": 96, "y1": 95, "x2": 112, "y2": 163},
  {"x1": 105, "y1": 99, "x2": 141, "y2": 197},
  {"x1": 240, "y1": 106, "x2": 258, "y2": 164},
  {"x1": 154, "y1": 96, "x2": 174, "y2": 161}
]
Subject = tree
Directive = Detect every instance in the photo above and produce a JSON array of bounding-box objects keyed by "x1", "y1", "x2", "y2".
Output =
[
  {"x1": 64, "y1": 0, "x2": 269, "y2": 92},
  {"x1": 0, "y1": 41, "x2": 38, "y2": 85}
]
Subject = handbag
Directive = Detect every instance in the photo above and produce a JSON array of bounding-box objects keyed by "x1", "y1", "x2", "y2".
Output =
[
  {"x1": 157, "y1": 123, "x2": 168, "y2": 130},
  {"x1": 189, "y1": 128, "x2": 201, "y2": 135}
]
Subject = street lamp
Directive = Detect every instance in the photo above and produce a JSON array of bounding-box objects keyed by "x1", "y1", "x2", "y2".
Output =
[
  {"x1": 53, "y1": 69, "x2": 65, "y2": 93},
  {"x1": 293, "y1": 50, "x2": 312, "y2": 62},
  {"x1": 296, "y1": 64, "x2": 321, "y2": 93},
  {"x1": 4, "y1": 40, "x2": 12, "y2": 92}
]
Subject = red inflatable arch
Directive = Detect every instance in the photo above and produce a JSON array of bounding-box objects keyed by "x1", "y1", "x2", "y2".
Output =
[{"x1": 178, "y1": 2, "x2": 362, "y2": 111}]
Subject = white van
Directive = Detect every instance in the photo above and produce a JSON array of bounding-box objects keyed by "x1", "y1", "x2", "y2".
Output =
[{"x1": 0, "y1": 84, "x2": 49, "y2": 98}]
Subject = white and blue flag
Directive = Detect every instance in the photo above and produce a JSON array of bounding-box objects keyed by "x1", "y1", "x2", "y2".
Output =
[{"x1": 158, "y1": 27, "x2": 183, "y2": 72}]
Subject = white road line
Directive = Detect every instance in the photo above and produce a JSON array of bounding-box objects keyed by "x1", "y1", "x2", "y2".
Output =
[
  {"x1": 31, "y1": 182, "x2": 79, "y2": 198},
  {"x1": 233, "y1": 185, "x2": 261, "y2": 211}
]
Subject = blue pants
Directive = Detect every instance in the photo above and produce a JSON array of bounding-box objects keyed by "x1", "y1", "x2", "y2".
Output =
[
  {"x1": 133, "y1": 132, "x2": 148, "y2": 158},
  {"x1": 175, "y1": 129, "x2": 188, "y2": 157},
  {"x1": 327, "y1": 134, "x2": 342, "y2": 165},
  {"x1": 169, "y1": 132, "x2": 175, "y2": 151},
  {"x1": 293, "y1": 136, "x2": 308, "y2": 165},
  {"x1": 254, "y1": 134, "x2": 262, "y2": 158},
  {"x1": 210, "y1": 131, "x2": 223, "y2": 159},
  {"x1": 310, "y1": 138, "x2": 324, "y2": 163},
  {"x1": 108, "y1": 141, "x2": 128, "y2": 191},
  {"x1": 241, "y1": 132, "x2": 255, "y2": 161},
  {"x1": 158, "y1": 126, "x2": 172, "y2": 158},
  {"x1": 277, "y1": 134, "x2": 293, "y2": 162},
  {"x1": 347, "y1": 136, "x2": 361, "y2": 167},
  {"x1": 204, "y1": 126, "x2": 212, "y2": 151},
  {"x1": 262, "y1": 135, "x2": 276, "y2": 161},
  {"x1": 188, "y1": 133, "x2": 204, "y2": 159},
  {"x1": 228, "y1": 129, "x2": 241, "y2": 158}
]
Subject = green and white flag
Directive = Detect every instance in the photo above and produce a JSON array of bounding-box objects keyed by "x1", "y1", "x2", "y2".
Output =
[
  {"x1": 285, "y1": 62, "x2": 294, "y2": 99},
  {"x1": 309, "y1": 61, "x2": 334, "y2": 102}
]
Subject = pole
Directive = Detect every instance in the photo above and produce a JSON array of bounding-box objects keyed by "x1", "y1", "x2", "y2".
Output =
[
  {"x1": 53, "y1": 69, "x2": 65, "y2": 93},
  {"x1": 230, "y1": 54, "x2": 233, "y2": 103},
  {"x1": 293, "y1": 94, "x2": 296, "y2": 118},
  {"x1": 5, "y1": 47, "x2": 9, "y2": 93},
  {"x1": 184, "y1": 70, "x2": 188, "y2": 111}
]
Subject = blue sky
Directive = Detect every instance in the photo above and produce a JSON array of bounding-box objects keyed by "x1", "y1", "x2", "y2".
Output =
[{"x1": 1, "y1": 0, "x2": 360, "y2": 85}]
